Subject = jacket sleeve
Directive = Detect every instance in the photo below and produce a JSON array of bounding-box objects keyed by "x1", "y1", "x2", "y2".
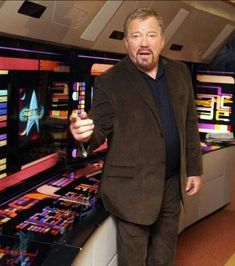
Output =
[
  {"x1": 86, "y1": 76, "x2": 114, "y2": 154},
  {"x1": 184, "y1": 65, "x2": 203, "y2": 176}
]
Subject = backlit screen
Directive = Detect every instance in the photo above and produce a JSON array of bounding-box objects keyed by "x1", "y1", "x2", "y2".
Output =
[{"x1": 195, "y1": 72, "x2": 234, "y2": 134}]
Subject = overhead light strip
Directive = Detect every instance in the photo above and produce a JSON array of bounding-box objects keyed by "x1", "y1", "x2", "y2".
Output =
[
  {"x1": 0, "y1": 45, "x2": 60, "y2": 55},
  {"x1": 202, "y1": 24, "x2": 235, "y2": 60},
  {"x1": 77, "y1": 54, "x2": 120, "y2": 62},
  {"x1": 81, "y1": 1, "x2": 123, "y2": 42},
  {"x1": 164, "y1": 8, "x2": 190, "y2": 45}
]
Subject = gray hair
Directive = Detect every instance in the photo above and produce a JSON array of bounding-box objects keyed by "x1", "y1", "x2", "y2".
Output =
[{"x1": 124, "y1": 8, "x2": 164, "y2": 36}]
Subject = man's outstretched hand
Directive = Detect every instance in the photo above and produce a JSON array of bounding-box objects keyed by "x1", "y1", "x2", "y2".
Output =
[{"x1": 69, "y1": 111, "x2": 94, "y2": 143}]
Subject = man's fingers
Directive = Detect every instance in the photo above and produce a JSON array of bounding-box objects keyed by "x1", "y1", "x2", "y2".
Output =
[
  {"x1": 70, "y1": 110, "x2": 88, "y2": 121},
  {"x1": 74, "y1": 123, "x2": 94, "y2": 134},
  {"x1": 186, "y1": 176, "x2": 201, "y2": 196},
  {"x1": 69, "y1": 112, "x2": 93, "y2": 128},
  {"x1": 77, "y1": 119, "x2": 94, "y2": 127},
  {"x1": 69, "y1": 110, "x2": 94, "y2": 143},
  {"x1": 77, "y1": 130, "x2": 94, "y2": 140}
]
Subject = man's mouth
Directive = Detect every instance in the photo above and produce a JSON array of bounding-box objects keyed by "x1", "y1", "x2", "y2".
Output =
[{"x1": 138, "y1": 49, "x2": 152, "y2": 57}]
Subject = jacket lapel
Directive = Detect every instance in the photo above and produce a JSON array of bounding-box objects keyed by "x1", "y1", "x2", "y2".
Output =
[{"x1": 123, "y1": 56, "x2": 163, "y2": 130}]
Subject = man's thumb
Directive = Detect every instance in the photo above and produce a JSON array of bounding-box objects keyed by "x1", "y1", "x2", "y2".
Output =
[{"x1": 80, "y1": 111, "x2": 88, "y2": 120}]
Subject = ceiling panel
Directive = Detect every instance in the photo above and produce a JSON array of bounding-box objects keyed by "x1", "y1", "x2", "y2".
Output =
[{"x1": 0, "y1": 0, "x2": 234, "y2": 63}]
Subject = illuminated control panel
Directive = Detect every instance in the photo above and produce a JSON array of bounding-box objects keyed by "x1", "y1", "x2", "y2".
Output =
[
  {"x1": 0, "y1": 163, "x2": 103, "y2": 265},
  {"x1": 72, "y1": 82, "x2": 86, "y2": 116},
  {"x1": 0, "y1": 89, "x2": 7, "y2": 179},
  {"x1": 49, "y1": 82, "x2": 69, "y2": 119},
  {"x1": 71, "y1": 81, "x2": 87, "y2": 159},
  {"x1": 196, "y1": 73, "x2": 234, "y2": 133}
]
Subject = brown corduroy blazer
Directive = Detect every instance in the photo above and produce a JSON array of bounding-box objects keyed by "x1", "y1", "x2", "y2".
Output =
[{"x1": 88, "y1": 55, "x2": 203, "y2": 225}]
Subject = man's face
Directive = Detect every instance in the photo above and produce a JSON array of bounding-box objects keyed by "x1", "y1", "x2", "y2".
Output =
[{"x1": 125, "y1": 16, "x2": 164, "y2": 73}]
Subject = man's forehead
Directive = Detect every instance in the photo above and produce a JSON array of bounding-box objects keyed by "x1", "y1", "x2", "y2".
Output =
[{"x1": 128, "y1": 17, "x2": 161, "y2": 31}]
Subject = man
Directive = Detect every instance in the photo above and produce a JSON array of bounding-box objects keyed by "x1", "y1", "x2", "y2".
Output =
[{"x1": 70, "y1": 8, "x2": 203, "y2": 266}]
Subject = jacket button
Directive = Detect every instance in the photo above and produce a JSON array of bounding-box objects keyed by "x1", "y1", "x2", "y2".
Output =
[
  {"x1": 160, "y1": 132, "x2": 164, "y2": 138},
  {"x1": 161, "y1": 161, "x2": 166, "y2": 166}
]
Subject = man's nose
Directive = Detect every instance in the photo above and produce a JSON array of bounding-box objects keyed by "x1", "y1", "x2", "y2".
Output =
[{"x1": 140, "y1": 36, "x2": 148, "y2": 46}]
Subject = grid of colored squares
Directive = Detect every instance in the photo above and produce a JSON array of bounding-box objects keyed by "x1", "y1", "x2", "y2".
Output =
[
  {"x1": 49, "y1": 82, "x2": 69, "y2": 119},
  {"x1": 72, "y1": 82, "x2": 86, "y2": 115},
  {"x1": 0, "y1": 168, "x2": 101, "y2": 239},
  {"x1": 16, "y1": 206, "x2": 76, "y2": 236},
  {"x1": 196, "y1": 74, "x2": 234, "y2": 134},
  {"x1": 196, "y1": 85, "x2": 233, "y2": 123},
  {"x1": 0, "y1": 195, "x2": 40, "y2": 225},
  {"x1": 0, "y1": 89, "x2": 7, "y2": 179},
  {"x1": 0, "y1": 90, "x2": 7, "y2": 129}
]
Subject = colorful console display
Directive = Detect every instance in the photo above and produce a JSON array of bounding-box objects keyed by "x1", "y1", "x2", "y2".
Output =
[
  {"x1": 0, "y1": 46, "x2": 121, "y2": 266},
  {"x1": 0, "y1": 54, "x2": 71, "y2": 178},
  {"x1": 195, "y1": 72, "x2": 234, "y2": 134},
  {"x1": 0, "y1": 162, "x2": 103, "y2": 265},
  {"x1": 49, "y1": 82, "x2": 69, "y2": 119},
  {"x1": 0, "y1": 89, "x2": 8, "y2": 179},
  {"x1": 70, "y1": 81, "x2": 87, "y2": 159},
  {"x1": 71, "y1": 82, "x2": 86, "y2": 116}
]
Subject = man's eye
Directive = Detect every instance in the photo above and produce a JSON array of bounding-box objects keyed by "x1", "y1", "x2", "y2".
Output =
[{"x1": 132, "y1": 34, "x2": 140, "y2": 39}]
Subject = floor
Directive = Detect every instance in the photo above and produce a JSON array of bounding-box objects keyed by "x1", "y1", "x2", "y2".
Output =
[{"x1": 176, "y1": 185, "x2": 235, "y2": 266}]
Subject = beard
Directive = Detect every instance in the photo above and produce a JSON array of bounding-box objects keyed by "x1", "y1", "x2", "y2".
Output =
[{"x1": 135, "y1": 48, "x2": 156, "y2": 71}]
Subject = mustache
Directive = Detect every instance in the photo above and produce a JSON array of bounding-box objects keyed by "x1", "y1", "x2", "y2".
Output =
[{"x1": 137, "y1": 48, "x2": 153, "y2": 54}]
